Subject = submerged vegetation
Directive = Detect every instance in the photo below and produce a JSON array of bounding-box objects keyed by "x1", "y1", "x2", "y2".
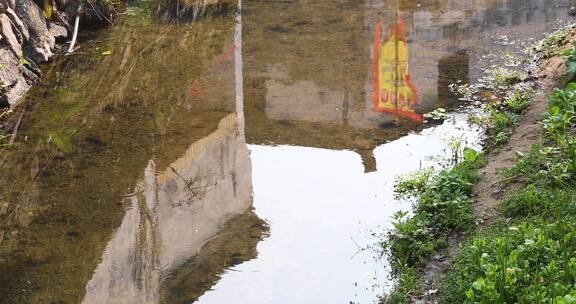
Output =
[{"x1": 383, "y1": 26, "x2": 576, "y2": 303}]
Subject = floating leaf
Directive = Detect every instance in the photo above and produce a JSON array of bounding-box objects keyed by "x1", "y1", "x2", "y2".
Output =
[{"x1": 101, "y1": 50, "x2": 112, "y2": 56}]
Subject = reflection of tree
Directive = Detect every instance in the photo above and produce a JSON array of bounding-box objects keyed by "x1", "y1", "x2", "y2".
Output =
[{"x1": 153, "y1": 0, "x2": 236, "y2": 22}]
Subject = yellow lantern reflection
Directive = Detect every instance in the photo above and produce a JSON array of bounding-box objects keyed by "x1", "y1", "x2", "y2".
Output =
[{"x1": 372, "y1": 16, "x2": 422, "y2": 122}]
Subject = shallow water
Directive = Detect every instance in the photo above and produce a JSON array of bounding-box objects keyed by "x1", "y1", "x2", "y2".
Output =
[{"x1": 0, "y1": 0, "x2": 569, "y2": 303}]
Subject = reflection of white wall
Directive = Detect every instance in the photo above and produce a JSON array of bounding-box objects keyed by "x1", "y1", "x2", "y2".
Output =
[
  {"x1": 82, "y1": 114, "x2": 253, "y2": 304},
  {"x1": 265, "y1": 65, "x2": 344, "y2": 124},
  {"x1": 264, "y1": 65, "x2": 395, "y2": 129},
  {"x1": 266, "y1": 79, "x2": 345, "y2": 124}
]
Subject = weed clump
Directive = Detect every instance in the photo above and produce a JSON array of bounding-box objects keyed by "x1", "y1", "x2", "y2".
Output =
[{"x1": 382, "y1": 147, "x2": 484, "y2": 303}]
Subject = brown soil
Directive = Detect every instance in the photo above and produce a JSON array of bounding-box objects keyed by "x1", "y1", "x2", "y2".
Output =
[{"x1": 412, "y1": 32, "x2": 576, "y2": 304}]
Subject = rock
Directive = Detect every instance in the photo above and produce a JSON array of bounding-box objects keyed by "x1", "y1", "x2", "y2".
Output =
[
  {"x1": 47, "y1": 22, "x2": 67, "y2": 39},
  {"x1": 6, "y1": 8, "x2": 30, "y2": 42},
  {"x1": 0, "y1": 14, "x2": 22, "y2": 56},
  {"x1": 15, "y1": 0, "x2": 55, "y2": 63},
  {"x1": 0, "y1": 0, "x2": 71, "y2": 106}
]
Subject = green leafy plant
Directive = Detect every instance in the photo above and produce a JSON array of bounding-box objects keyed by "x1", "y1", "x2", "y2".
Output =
[
  {"x1": 440, "y1": 71, "x2": 576, "y2": 303},
  {"x1": 394, "y1": 167, "x2": 435, "y2": 200},
  {"x1": 18, "y1": 53, "x2": 31, "y2": 67},
  {"x1": 562, "y1": 45, "x2": 576, "y2": 81}
]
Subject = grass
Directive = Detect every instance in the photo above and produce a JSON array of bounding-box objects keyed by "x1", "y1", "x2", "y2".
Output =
[
  {"x1": 438, "y1": 65, "x2": 576, "y2": 303},
  {"x1": 532, "y1": 27, "x2": 572, "y2": 59}
]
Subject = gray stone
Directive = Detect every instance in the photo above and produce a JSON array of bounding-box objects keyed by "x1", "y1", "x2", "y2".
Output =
[
  {"x1": 6, "y1": 8, "x2": 30, "y2": 42},
  {"x1": 15, "y1": 0, "x2": 55, "y2": 62},
  {"x1": 0, "y1": 14, "x2": 22, "y2": 56},
  {"x1": 0, "y1": 47, "x2": 30, "y2": 106},
  {"x1": 47, "y1": 22, "x2": 67, "y2": 39}
]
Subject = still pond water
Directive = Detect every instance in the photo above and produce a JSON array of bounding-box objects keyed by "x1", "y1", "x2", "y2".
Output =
[{"x1": 0, "y1": 0, "x2": 569, "y2": 303}]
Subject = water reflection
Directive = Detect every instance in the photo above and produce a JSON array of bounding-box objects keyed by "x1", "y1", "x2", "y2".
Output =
[
  {"x1": 82, "y1": 9, "x2": 266, "y2": 304},
  {"x1": 0, "y1": 3, "x2": 267, "y2": 303},
  {"x1": 243, "y1": 0, "x2": 567, "y2": 173},
  {"x1": 372, "y1": 15, "x2": 421, "y2": 122},
  {"x1": 82, "y1": 114, "x2": 264, "y2": 304},
  {"x1": 0, "y1": 0, "x2": 570, "y2": 303}
]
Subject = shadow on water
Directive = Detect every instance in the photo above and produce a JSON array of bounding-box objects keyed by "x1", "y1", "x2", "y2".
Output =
[{"x1": 0, "y1": 0, "x2": 570, "y2": 303}]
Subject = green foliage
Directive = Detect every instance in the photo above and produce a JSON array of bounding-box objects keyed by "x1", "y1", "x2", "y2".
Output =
[
  {"x1": 489, "y1": 68, "x2": 527, "y2": 88},
  {"x1": 384, "y1": 268, "x2": 421, "y2": 304},
  {"x1": 440, "y1": 72, "x2": 576, "y2": 303},
  {"x1": 505, "y1": 85, "x2": 576, "y2": 187},
  {"x1": 533, "y1": 28, "x2": 571, "y2": 59},
  {"x1": 485, "y1": 107, "x2": 521, "y2": 149},
  {"x1": 463, "y1": 147, "x2": 480, "y2": 163},
  {"x1": 441, "y1": 221, "x2": 576, "y2": 304},
  {"x1": 386, "y1": 150, "x2": 483, "y2": 271},
  {"x1": 500, "y1": 186, "x2": 576, "y2": 220},
  {"x1": 18, "y1": 53, "x2": 31, "y2": 67},
  {"x1": 562, "y1": 45, "x2": 576, "y2": 80},
  {"x1": 394, "y1": 167, "x2": 435, "y2": 200},
  {"x1": 505, "y1": 89, "x2": 533, "y2": 113},
  {"x1": 456, "y1": 65, "x2": 533, "y2": 151}
]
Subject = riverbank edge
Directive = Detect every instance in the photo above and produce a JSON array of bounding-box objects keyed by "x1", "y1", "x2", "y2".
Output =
[
  {"x1": 0, "y1": 0, "x2": 237, "y2": 109},
  {"x1": 0, "y1": 0, "x2": 125, "y2": 108},
  {"x1": 382, "y1": 25, "x2": 576, "y2": 303}
]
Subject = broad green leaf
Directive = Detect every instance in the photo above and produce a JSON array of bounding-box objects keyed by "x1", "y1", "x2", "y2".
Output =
[
  {"x1": 565, "y1": 82, "x2": 576, "y2": 92},
  {"x1": 566, "y1": 61, "x2": 576, "y2": 76},
  {"x1": 463, "y1": 147, "x2": 480, "y2": 163}
]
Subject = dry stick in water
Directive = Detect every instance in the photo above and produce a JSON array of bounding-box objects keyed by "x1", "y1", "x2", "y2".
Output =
[
  {"x1": 67, "y1": 4, "x2": 81, "y2": 53},
  {"x1": 8, "y1": 110, "x2": 24, "y2": 145}
]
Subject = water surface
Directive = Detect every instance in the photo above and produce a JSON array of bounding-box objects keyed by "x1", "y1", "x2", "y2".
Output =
[{"x1": 0, "y1": 0, "x2": 569, "y2": 303}]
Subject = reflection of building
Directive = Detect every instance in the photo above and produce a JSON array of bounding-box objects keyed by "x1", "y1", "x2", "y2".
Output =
[
  {"x1": 437, "y1": 50, "x2": 469, "y2": 108},
  {"x1": 81, "y1": 113, "x2": 259, "y2": 304},
  {"x1": 81, "y1": 14, "x2": 265, "y2": 303},
  {"x1": 244, "y1": 0, "x2": 565, "y2": 172}
]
